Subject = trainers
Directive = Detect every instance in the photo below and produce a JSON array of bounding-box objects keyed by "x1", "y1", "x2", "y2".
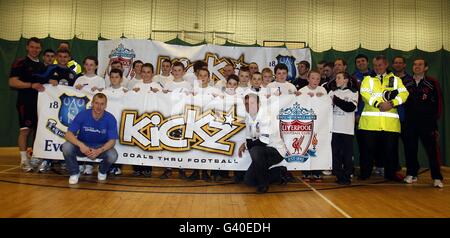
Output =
[
  {"x1": 433, "y1": 179, "x2": 444, "y2": 188},
  {"x1": 113, "y1": 167, "x2": 122, "y2": 175},
  {"x1": 20, "y1": 160, "x2": 33, "y2": 172},
  {"x1": 404, "y1": 175, "x2": 418, "y2": 184},
  {"x1": 312, "y1": 174, "x2": 323, "y2": 182},
  {"x1": 69, "y1": 173, "x2": 80, "y2": 184},
  {"x1": 84, "y1": 164, "x2": 94, "y2": 175},
  {"x1": 142, "y1": 169, "x2": 152, "y2": 177},
  {"x1": 132, "y1": 170, "x2": 141, "y2": 176},
  {"x1": 29, "y1": 157, "x2": 41, "y2": 168},
  {"x1": 201, "y1": 171, "x2": 212, "y2": 182},
  {"x1": 38, "y1": 160, "x2": 52, "y2": 173},
  {"x1": 322, "y1": 170, "x2": 332, "y2": 176},
  {"x1": 159, "y1": 169, "x2": 172, "y2": 179},
  {"x1": 302, "y1": 173, "x2": 312, "y2": 182},
  {"x1": 374, "y1": 167, "x2": 384, "y2": 176},
  {"x1": 98, "y1": 172, "x2": 107, "y2": 181},
  {"x1": 178, "y1": 169, "x2": 188, "y2": 179},
  {"x1": 79, "y1": 164, "x2": 85, "y2": 174}
]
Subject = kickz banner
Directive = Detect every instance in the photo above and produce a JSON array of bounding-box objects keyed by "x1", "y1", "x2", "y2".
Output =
[
  {"x1": 33, "y1": 85, "x2": 332, "y2": 171},
  {"x1": 97, "y1": 39, "x2": 311, "y2": 83}
]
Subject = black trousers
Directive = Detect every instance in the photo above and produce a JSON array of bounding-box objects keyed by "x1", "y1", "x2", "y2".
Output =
[
  {"x1": 403, "y1": 123, "x2": 443, "y2": 180},
  {"x1": 357, "y1": 129, "x2": 383, "y2": 169},
  {"x1": 332, "y1": 133, "x2": 354, "y2": 182},
  {"x1": 358, "y1": 130, "x2": 399, "y2": 180},
  {"x1": 244, "y1": 146, "x2": 284, "y2": 188}
]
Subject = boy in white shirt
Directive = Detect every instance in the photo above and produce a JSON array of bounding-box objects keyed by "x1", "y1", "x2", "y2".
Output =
[
  {"x1": 132, "y1": 63, "x2": 163, "y2": 93},
  {"x1": 261, "y1": 67, "x2": 274, "y2": 88},
  {"x1": 104, "y1": 60, "x2": 129, "y2": 88},
  {"x1": 236, "y1": 66, "x2": 251, "y2": 95},
  {"x1": 163, "y1": 61, "x2": 192, "y2": 94},
  {"x1": 192, "y1": 68, "x2": 221, "y2": 97},
  {"x1": 267, "y1": 64, "x2": 298, "y2": 96},
  {"x1": 153, "y1": 59, "x2": 174, "y2": 87},
  {"x1": 298, "y1": 70, "x2": 327, "y2": 181},
  {"x1": 74, "y1": 56, "x2": 105, "y2": 93},
  {"x1": 328, "y1": 72, "x2": 358, "y2": 185},
  {"x1": 126, "y1": 60, "x2": 143, "y2": 90},
  {"x1": 243, "y1": 72, "x2": 270, "y2": 98},
  {"x1": 215, "y1": 64, "x2": 235, "y2": 91}
]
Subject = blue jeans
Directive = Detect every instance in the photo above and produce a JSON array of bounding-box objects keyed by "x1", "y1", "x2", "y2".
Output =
[{"x1": 61, "y1": 141, "x2": 118, "y2": 176}]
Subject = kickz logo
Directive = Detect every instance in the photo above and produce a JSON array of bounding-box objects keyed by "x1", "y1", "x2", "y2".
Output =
[
  {"x1": 46, "y1": 94, "x2": 90, "y2": 138},
  {"x1": 120, "y1": 105, "x2": 245, "y2": 155},
  {"x1": 155, "y1": 53, "x2": 248, "y2": 84},
  {"x1": 279, "y1": 102, "x2": 318, "y2": 163}
]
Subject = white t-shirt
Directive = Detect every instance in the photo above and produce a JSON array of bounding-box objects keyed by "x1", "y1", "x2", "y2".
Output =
[
  {"x1": 103, "y1": 86, "x2": 128, "y2": 95},
  {"x1": 242, "y1": 87, "x2": 270, "y2": 98},
  {"x1": 183, "y1": 73, "x2": 197, "y2": 85},
  {"x1": 328, "y1": 88, "x2": 358, "y2": 135},
  {"x1": 298, "y1": 85, "x2": 328, "y2": 96},
  {"x1": 133, "y1": 81, "x2": 163, "y2": 92},
  {"x1": 214, "y1": 79, "x2": 227, "y2": 91},
  {"x1": 267, "y1": 81, "x2": 297, "y2": 95},
  {"x1": 74, "y1": 75, "x2": 105, "y2": 91},
  {"x1": 127, "y1": 78, "x2": 143, "y2": 90},
  {"x1": 164, "y1": 80, "x2": 193, "y2": 93},
  {"x1": 153, "y1": 74, "x2": 174, "y2": 87},
  {"x1": 192, "y1": 85, "x2": 221, "y2": 97},
  {"x1": 105, "y1": 74, "x2": 129, "y2": 88}
]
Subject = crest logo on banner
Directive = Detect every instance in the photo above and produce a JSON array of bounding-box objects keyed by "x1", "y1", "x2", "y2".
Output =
[
  {"x1": 108, "y1": 43, "x2": 136, "y2": 77},
  {"x1": 58, "y1": 94, "x2": 90, "y2": 127},
  {"x1": 276, "y1": 54, "x2": 297, "y2": 81},
  {"x1": 45, "y1": 94, "x2": 90, "y2": 138},
  {"x1": 279, "y1": 102, "x2": 318, "y2": 162}
]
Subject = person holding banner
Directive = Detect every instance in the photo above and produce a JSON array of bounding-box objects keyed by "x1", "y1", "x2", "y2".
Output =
[
  {"x1": 9, "y1": 37, "x2": 46, "y2": 172},
  {"x1": 61, "y1": 93, "x2": 119, "y2": 185},
  {"x1": 267, "y1": 64, "x2": 297, "y2": 96},
  {"x1": 238, "y1": 93, "x2": 287, "y2": 193}
]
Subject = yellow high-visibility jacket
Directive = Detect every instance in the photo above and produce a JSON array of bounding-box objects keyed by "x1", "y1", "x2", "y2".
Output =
[{"x1": 358, "y1": 72, "x2": 409, "y2": 133}]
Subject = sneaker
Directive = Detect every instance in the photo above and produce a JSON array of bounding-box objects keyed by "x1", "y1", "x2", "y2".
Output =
[
  {"x1": 69, "y1": 173, "x2": 80, "y2": 184},
  {"x1": 312, "y1": 174, "x2": 323, "y2": 182},
  {"x1": 256, "y1": 186, "x2": 269, "y2": 193},
  {"x1": 201, "y1": 171, "x2": 212, "y2": 182},
  {"x1": 404, "y1": 175, "x2": 418, "y2": 184},
  {"x1": 159, "y1": 169, "x2": 172, "y2": 179},
  {"x1": 84, "y1": 164, "x2": 94, "y2": 175},
  {"x1": 79, "y1": 164, "x2": 85, "y2": 174},
  {"x1": 29, "y1": 157, "x2": 42, "y2": 168},
  {"x1": 322, "y1": 170, "x2": 332, "y2": 176},
  {"x1": 20, "y1": 160, "x2": 33, "y2": 172},
  {"x1": 132, "y1": 170, "x2": 141, "y2": 176},
  {"x1": 98, "y1": 172, "x2": 107, "y2": 181},
  {"x1": 374, "y1": 167, "x2": 384, "y2": 176},
  {"x1": 188, "y1": 171, "x2": 200, "y2": 180},
  {"x1": 113, "y1": 167, "x2": 122, "y2": 175},
  {"x1": 178, "y1": 169, "x2": 188, "y2": 179},
  {"x1": 302, "y1": 173, "x2": 311, "y2": 182},
  {"x1": 142, "y1": 169, "x2": 152, "y2": 177},
  {"x1": 433, "y1": 179, "x2": 444, "y2": 188},
  {"x1": 38, "y1": 160, "x2": 52, "y2": 173}
]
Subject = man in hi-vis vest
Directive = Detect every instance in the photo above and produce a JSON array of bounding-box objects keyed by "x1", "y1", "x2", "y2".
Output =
[{"x1": 358, "y1": 55, "x2": 409, "y2": 181}]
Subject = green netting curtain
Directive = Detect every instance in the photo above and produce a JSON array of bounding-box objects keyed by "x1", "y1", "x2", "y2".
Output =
[{"x1": 1, "y1": 37, "x2": 448, "y2": 166}]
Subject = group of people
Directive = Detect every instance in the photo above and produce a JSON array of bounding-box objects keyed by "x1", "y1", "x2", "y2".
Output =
[{"x1": 9, "y1": 37, "x2": 444, "y2": 193}]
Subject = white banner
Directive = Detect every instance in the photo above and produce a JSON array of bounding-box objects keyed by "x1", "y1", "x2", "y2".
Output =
[
  {"x1": 33, "y1": 85, "x2": 332, "y2": 171},
  {"x1": 33, "y1": 40, "x2": 331, "y2": 171},
  {"x1": 97, "y1": 39, "x2": 311, "y2": 83}
]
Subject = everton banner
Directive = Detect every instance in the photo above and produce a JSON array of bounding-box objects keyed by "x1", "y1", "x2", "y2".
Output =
[
  {"x1": 33, "y1": 85, "x2": 332, "y2": 171},
  {"x1": 97, "y1": 39, "x2": 311, "y2": 83}
]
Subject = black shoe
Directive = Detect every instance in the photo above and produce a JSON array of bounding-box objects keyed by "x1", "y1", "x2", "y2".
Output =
[
  {"x1": 142, "y1": 170, "x2": 152, "y2": 177},
  {"x1": 178, "y1": 169, "x2": 188, "y2": 179},
  {"x1": 132, "y1": 170, "x2": 141, "y2": 177},
  {"x1": 336, "y1": 179, "x2": 351, "y2": 185},
  {"x1": 201, "y1": 171, "x2": 211, "y2": 182},
  {"x1": 159, "y1": 169, "x2": 172, "y2": 179},
  {"x1": 256, "y1": 186, "x2": 269, "y2": 193},
  {"x1": 188, "y1": 171, "x2": 200, "y2": 180}
]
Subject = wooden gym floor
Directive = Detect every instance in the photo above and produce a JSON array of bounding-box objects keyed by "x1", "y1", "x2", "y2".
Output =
[{"x1": 0, "y1": 148, "x2": 449, "y2": 218}]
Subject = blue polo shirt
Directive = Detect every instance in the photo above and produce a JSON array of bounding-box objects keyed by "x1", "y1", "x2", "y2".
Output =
[{"x1": 67, "y1": 109, "x2": 118, "y2": 148}]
